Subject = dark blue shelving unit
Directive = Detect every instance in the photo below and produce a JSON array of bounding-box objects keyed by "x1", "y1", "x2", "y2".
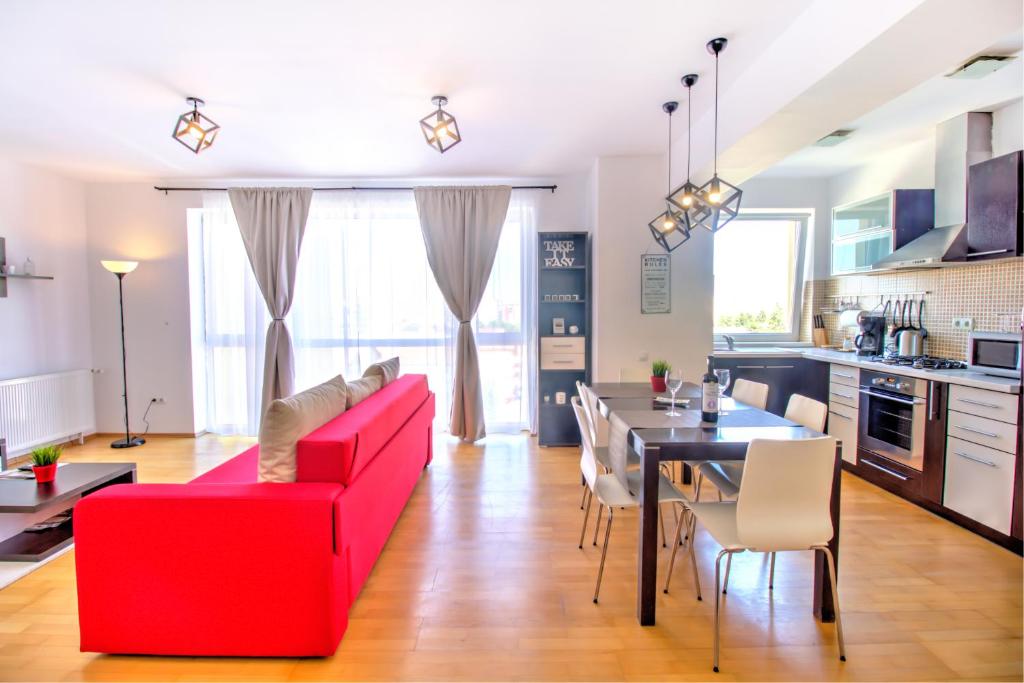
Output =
[{"x1": 538, "y1": 231, "x2": 591, "y2": 446}]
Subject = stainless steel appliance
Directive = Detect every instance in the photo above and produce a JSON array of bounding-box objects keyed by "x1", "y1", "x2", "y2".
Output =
[
  {"x1": 858, "y1": 369, "x2": 926, "y2": 471},
  {"x1": 854, "y1": 315, "x2": 887, "y2": 356},
  {"x1": 866, "y1": 353, "x2": 965, "y2": 370},
  {"x1": 966, "y1": 330, "x2": 1022, "y2": 378}
]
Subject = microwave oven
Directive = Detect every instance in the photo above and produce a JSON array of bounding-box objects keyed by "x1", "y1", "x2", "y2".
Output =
[{"x1": 967, "y1": 331, "x2": 1022, "y2": 379}]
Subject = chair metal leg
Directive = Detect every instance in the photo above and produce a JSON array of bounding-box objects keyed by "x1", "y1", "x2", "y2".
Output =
[
  {"x1": 713, "y1": 550, "x2": 729, "y2": 672},
  {"x1": 687, "y1": 514, "x2": 702, "y2": 601},
  {"x1": 768, "y1": 552, "x2": 776, "y2": 590},
  {"x1": 580, "y1": 483, "x2": 588, "y2": 510},
  {"x1": 817, "y1": 545, "x2": 847, "y2": 662},
  {"x1": 593, "y1": 507, "x2": 614, "y2": 603},
  {"x1": 659, "y1": 503, "x2": 667, "y2": 548},
  {"x1": 592, "y1": 504, "x2": 603, "y2": 546},
  {"x1": 722, "y1": 552, "x2": 732, "y2": 594},
  {"x1": 578, "y1": 488, "x2": 593, "y2": 549},
  {"x1": 663, "y1": 506, "x2": 686, "y2": 594}
]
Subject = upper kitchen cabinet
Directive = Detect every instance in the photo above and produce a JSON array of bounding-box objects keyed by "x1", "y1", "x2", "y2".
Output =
[
  {"x1": 831, "y1": 189, "x2": 934, "y2": 275},
  {"x1": 966, "y1": 150, "x2": 1023, "y2": 261}
]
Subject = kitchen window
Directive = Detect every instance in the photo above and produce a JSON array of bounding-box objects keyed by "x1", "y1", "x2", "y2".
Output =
[{"x1": 713, "y1": 212, "x2": 809, "y2": 342}]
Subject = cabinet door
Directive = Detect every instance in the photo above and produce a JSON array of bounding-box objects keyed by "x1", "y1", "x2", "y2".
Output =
[
  {"x1": 828, "y1": 402, "x2": 858, "y2": 464},
  {"x1": 833, "y1": 193, "x2": 892, "y2": 238},
  {"x1": 831, "y1": 231, "x2": 893, "y2": 274},
  {"x1": 967, "y1": 151, "x2": 1022, "y2": 261},
  {"x1": 944, "y1": 437, "x2": 1016, "y2": 535}
]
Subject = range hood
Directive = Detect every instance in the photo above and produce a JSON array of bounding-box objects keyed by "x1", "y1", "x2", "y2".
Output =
[{"x1": 872, "y1": 112, "x2": 991, "y2": 271}]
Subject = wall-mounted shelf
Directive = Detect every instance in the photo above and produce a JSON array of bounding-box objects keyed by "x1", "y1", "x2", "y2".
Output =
[{"x1": 0, "y1": 238, "x2": 53, "y2": 298}]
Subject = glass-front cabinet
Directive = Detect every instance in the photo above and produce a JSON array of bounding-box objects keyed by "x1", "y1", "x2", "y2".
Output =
[{"x1": 830, "y1": 190, "x2": 934, "y2": 275}]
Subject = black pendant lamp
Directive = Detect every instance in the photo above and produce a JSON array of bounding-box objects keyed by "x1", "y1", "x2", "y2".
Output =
[
  {"x1": 693, "y1": 38, "x2": 742, "y2": 232},
  {"x1": 420, "y1": 95, "x2": 462, "y2": 153},
  {"x1": 647, "y1": 101, "x2": 691, "y2": 252},
  {"x1": 667, "y1": 74, "x2": 712, "y2": 227}
]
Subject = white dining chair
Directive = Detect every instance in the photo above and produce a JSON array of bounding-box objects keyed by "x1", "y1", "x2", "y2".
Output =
[
  {"x1": 694, "y1": 393, "x2": 829, "y2": 592},
  {"x1": 731, "y1": 378, "x2": 769, "y2": 410},
  {"x1": 685, "y1": 436, "x2": 846, "y2": 672},
  {"x1": 573, "y1": 403, "x2": 699, "y2": 604}
]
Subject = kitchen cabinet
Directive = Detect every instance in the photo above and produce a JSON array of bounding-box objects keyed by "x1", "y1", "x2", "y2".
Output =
[
  {"x1": 714, "y1": 357, "x2": 828, "y2": 417},
  {"x1": 826, "y1": 363, "x2": 859, "y2": 464},
  {"x1": 966, "y1": 150, "x2": 1022, "y2": 261},
  {"x1": 830, "y1": 189, "x2": 934, "y2": 275}
]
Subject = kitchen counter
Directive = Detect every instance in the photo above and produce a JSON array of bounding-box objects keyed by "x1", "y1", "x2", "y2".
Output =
[{"x1": 713, "y1": 348, "x2": 1021, "y2": 394}]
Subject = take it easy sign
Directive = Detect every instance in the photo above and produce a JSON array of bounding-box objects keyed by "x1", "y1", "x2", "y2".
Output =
[{"x1": 542, "y1": 239, "x2": 576, "y2": 267}]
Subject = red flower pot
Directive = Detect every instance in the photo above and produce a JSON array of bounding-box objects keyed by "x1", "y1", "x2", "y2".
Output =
[
  {"x1": 650, "y1": 376, "x2": 667, "y2": 393},
  {"x1": 33, "y1": 463, "x2": 57, "y2": 484}
]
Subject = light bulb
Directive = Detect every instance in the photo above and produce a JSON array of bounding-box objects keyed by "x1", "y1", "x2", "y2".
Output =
[
  {"x1": 681, "y1": 195, "x2": 693, "y2": 207},
  {"x1": 708, "y1": 191, "x2": 722, "y2": 204},
  {"x1": 662, "y1": 219, "x2": 674, "y2": 231},
  {"x1": 187, "y1": 122, "x2": 204, "y2": 141}
]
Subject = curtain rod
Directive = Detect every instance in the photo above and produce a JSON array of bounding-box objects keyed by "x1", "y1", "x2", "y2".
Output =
[{"x1": 153, "y1": 184, "x2": 557, "y2": 194}]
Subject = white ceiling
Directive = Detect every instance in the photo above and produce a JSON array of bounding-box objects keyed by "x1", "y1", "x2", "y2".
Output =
[
  {"x1": 760, "y1": 37, "x2": 1023, "y2": 178},
  {"x1": 0, "y1": 0, "x2": 822, "y2": 181}
]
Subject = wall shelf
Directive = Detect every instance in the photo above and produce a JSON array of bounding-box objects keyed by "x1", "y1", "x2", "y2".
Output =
[
  {"x1": 0, "y1": 237, "x2": 53, "y2": 298},
  {"x1": 0, "y1": 274, "x2": 54, "y2": 280}
]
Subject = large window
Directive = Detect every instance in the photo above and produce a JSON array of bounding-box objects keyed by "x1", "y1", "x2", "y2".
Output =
[
  {"x1": 713, "y1": 212, "x2": 809, "y2": 341},
  {"x1": 188, "y1": 191, "x2": 537, "y2": 436}
]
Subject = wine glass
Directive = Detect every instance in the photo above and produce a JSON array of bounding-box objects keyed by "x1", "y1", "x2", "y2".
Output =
[
  {"x1": 665, "y1": 369, "x2": 684, "y2": 417},
  {"x1": 714, "y1": 368, "x2": 731, "y2": 397}
]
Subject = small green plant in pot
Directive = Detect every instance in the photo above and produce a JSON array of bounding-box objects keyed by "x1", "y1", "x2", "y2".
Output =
[
  {"x1": 30, "y1": 445, "x2": 62, "y2": 484},
  {"x1": 650, "y1": 360, "x2": 671, "y2": 393}
]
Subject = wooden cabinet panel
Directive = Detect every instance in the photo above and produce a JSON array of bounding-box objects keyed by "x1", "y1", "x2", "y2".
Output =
[
  {"x1": 944, "y1": 436, "x2": 1016, "y2": 535},
  {"x1": 948, "y1": 384, "x2": 1019, "y2": 425},
  {"x1": 827, "y1": 402, "x2": 858, "y2": 464},
  {"x1": 828, "y1": 365, "x2": 859, "y2": 388},
  {"x1": 828, "y1": 382, "x2": 858, "y2": 409},
  {"x1": 967, "y1": 151, "x2": 1022, "y2": 261},
  {"x1": 948, "y1": 410, "x2": 1018, "y2": 454}
]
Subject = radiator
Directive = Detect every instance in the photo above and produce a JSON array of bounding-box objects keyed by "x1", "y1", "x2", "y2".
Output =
[{"x1": 0, "y1": 370, "x2": 96, "y2": 458}]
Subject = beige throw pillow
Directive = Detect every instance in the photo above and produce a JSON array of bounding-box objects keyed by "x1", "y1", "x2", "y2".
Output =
[
  {"x1": 345, "y1": 375, "x2": 382, "y2": 408},
  {"x1": 258, "y1": 375, "x2": 347, "y2": 483},
  {"x1": 362, "y1": 356, "x2": 400, "y2": 386}
]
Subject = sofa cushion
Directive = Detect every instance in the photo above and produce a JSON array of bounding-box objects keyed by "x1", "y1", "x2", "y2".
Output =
[
  {"x1": 296, "y1": 374, "x2": 429, "y2": 485},
  {"x1": 259, "y1": 375, "x2": 347, "y2": 483},
  {"x1": 345, "y1": 376, "x2": 382, "y2": 409},
  {"x1": 362, "y1": 357, "x2": 400, "y2": 386}
]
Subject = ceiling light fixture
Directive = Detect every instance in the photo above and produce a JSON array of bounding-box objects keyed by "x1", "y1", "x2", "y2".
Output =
[
  {"x1": 172, "y1": 97, "x2": 219, "y2": 154},
  {"x1": 667, "y1": 73, "x2": 712, "y2": 230},
  {"x1": 693, "y1": 38, "x2": 742, "y2": 232},
  {"x1": 420, "y1": 95, "x2": 462, "y2": 153},
  {"x1": 648, "y1": 101, "x2": 691, "y2": 252}
]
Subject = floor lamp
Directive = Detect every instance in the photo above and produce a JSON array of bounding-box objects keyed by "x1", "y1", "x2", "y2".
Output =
[{"x1": 101, "y1": 260, "x2": 145, "y2": 449}]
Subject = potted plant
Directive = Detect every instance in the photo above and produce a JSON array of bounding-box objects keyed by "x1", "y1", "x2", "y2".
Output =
[
  {"x1": 650, "y1": 360, "x2": 670, "y2": 393},
  {"x1": 29, "y1": 445, "x2": 62, "y2": 484}
]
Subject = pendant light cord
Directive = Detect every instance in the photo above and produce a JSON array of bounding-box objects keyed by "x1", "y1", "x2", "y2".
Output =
[
  {"x1": 667, "y1": 109, "x2": 673, "y2": 195},
  {"x1": 686, "y1": 91, "x2": 692, "y2": 181},
  {"x1": 713, "y1": 50, "x2": 719, "y2": 176}
]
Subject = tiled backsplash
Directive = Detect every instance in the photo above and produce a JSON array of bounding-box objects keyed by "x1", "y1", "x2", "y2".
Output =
[{"x1": 801, "y1": 259, "x2": 1024, "y2": 360}]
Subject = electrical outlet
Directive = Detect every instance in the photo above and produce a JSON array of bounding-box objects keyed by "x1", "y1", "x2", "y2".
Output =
[
  {"x1": 638, "y1": 351, "x2": 649, "y2": 362},
  {"x1": 952, "y1": 317, "x2": 975, "y2": 330},
  {"x1": 151, "y1": 397, "x2": 165, "y2": 404}
]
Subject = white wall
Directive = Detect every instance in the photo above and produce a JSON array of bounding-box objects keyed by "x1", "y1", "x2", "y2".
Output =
[
  {"x1": 591, "y1": 155, "x2": 713, "y2": 382},
  {"x1": 0, "y1": 160, "x2": 92, "y2": 380},
  {"x1": 84, "y1": 185, "x2": 202, "y2": 435},
  {"x1": 992, "y1": 98, "x2": 1023, "y2": 157}
]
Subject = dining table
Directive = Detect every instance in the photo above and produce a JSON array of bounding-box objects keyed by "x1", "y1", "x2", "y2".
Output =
[{"x1": 588, "y1": 381, "x2": 842, "y2": 627}]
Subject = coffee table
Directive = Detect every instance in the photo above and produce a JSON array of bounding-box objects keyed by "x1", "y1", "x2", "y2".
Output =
[{"x1": 0, "y1": 463, "x2": 136, "y2": 561}]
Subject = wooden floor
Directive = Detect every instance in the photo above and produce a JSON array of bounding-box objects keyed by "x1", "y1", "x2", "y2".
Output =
[{"x1": 0, "y1": 433, "x2": 1021, "y2": 682}]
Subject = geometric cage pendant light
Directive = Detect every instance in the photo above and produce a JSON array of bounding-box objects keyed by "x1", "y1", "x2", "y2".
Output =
[
  {"x1": 692, "y1": 37, "x2": 743, "y2": 232},
  {"x1": 647, "y1": 101, "x2": 692, "y2": 252},
  {"x1": 667, "y1": 73, "x2": 712, "y2": 229},
  {"x1": 420, "y1": 95, "x2": 462, "y2": 153},
  {"x1": 172, "y1": 97, "x2": 220, "y2": 154}
]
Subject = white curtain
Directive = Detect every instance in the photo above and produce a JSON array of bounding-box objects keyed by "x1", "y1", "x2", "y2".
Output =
[{"x1": 195, "y1": 189, "x2": 537, "y2": 436}]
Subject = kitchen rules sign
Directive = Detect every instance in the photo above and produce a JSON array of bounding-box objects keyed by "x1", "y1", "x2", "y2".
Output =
[{"x1": 641, "y1": 254, "x2": 670, "y2": 314}]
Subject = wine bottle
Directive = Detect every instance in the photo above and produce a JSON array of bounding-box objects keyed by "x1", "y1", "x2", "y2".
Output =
[{"x1": 701, "y1": 355, "x2": 719, "y2": 423}]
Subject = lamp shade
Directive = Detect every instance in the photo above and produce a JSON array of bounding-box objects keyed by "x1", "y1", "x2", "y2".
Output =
[{"x1": 101, "y1": 260, "x2": 138, "y2": 274}]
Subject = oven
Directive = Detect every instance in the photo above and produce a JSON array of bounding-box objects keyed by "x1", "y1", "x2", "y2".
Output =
[{"x1": 858, "y1": 369, "x2": 926, "y2": 471}]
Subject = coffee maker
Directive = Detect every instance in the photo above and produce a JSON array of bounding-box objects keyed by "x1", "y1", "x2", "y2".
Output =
[{"x1": 855, "y1": 315, "x2": 887, "y2": 356}]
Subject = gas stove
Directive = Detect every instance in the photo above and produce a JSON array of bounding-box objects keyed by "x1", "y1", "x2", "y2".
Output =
[{"x1": 866, "y1": 353, "x2": 967, "y2": 370}]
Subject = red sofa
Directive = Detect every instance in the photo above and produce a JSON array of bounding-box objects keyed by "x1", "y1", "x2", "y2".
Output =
[{"x1": 75, "y1": 374, "x2": 434, "y2": 657}]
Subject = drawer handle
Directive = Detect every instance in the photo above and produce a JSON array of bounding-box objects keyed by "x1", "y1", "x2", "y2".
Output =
[
  {"x1": 830, "y1": 390, "x2": 853, "y2": 400},
  {"x1": 954, "y1": 424, "x2": 999, "y2": 439},
  {"x1": 736, "y1": 365, "x2": 765, "y2": 369},
  {"x1": 832, "y1": 371, "x2": 855, "y2": 379},
  {"x1": 862, "y1": 460, "x2": 909, "y2": 481},
  {"x1": 552, "y1": 360, "x2": 576, "y2": 364},
  {"x1": 829, "y1": 412, "x2": 852, "y2": 421},
  {"x1": 551, "y1": 344, "x2": 574, "y2": 348},
  {"x1": 966, "y1": 248, "x2": 1013, "y2": 258},
  {"x1": 957, "y1": 397, "x2": 1002, "y2": 409},
  {"x1": 954, "y1": 451, "x2": 997, "y2": 468}
]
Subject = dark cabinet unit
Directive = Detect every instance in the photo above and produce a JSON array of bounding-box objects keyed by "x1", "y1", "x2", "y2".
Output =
[
  {"x1": 713, "y1": 356, "x2": 828, "y2": 417},
  {"x1": 537, "y1": 232, "x2": 591, "y2": 446},
  {"x1": 967, "y1": 150, "x2": 1023, "y2": 261}
]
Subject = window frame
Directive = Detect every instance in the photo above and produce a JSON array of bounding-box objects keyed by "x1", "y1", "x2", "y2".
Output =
[{"x1": 712, "y1": 210, "x2": 811, "y2": 344}]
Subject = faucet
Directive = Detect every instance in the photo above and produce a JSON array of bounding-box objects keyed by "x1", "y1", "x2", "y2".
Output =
[{"x1": 721, "y1": 334, "x2": 735, "y2": 351}]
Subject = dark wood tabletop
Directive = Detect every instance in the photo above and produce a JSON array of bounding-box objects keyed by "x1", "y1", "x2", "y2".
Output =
[{"x1": 0, "y1": 463, "x2": 136, "y2": 513}]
